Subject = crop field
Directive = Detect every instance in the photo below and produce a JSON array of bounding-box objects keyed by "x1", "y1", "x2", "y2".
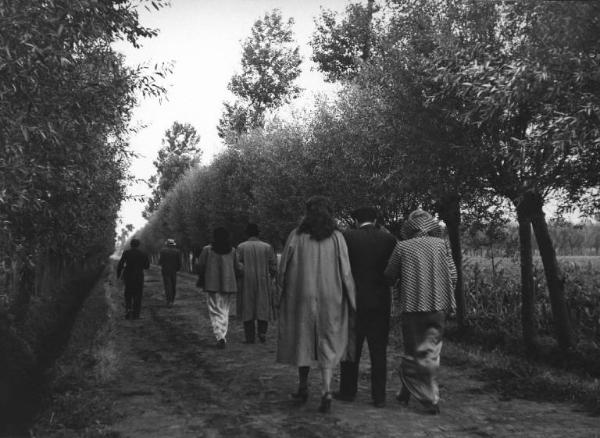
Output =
[{"x1": 461, "y1": 255, "x2": 600, "y2": 348}]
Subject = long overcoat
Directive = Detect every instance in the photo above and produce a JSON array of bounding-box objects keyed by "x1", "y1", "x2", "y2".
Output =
[
  {"x1": 237, "y1": 237, "x2": 277, "y2": 322},
  {"x1": 276, "y1": 229, "x2": 356, "y2": 368},
  {"x1": 117, "y1": 247, "x2": 150, "y2": 292}
]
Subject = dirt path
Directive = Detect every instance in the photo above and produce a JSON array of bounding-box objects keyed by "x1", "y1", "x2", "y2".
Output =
[{"x1": 35, "y1": 265, "x2": 600, "y2": 437}]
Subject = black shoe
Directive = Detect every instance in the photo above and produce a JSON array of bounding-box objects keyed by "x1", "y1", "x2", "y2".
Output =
[
  {"x1": 373, "y1": 400, "x2": 386, "y2": 408},
  {"x1": 396, "y1": 387, "x2": 411, "y2": 406},
  {"x1": 290, "y1": 387, "x2": 308, "y2": 403},
  {"x1": 217, "y1": 339, "x2": 226, "y2": 349},
  {"x1": 420, "y1": 401, "x2": 440, "y2": 415},
  {"x1": 318, "y1": 392, "x2": 332, "y2": 413},
  {"x1": 332, "y1": 391, "x2": 355, "y2": 402}
]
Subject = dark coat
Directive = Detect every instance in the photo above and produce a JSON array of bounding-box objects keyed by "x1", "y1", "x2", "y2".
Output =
[
  {"x1": 117, "y1": 247, "x2": 150, "y2": 287},
  {"x1": 159, "y1": 247, "x2": 181, "y2": 273},
  {"x1": 343, "y1": 224, "x2": 397, "y2": 313}
]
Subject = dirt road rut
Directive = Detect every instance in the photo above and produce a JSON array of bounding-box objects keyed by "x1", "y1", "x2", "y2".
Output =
[{"x1": 36, "y1": 266, "x2": 600, "y2": 437}]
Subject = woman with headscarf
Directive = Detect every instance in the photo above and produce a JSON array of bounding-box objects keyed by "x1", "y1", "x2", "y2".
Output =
[
  {"x1": 384, "y1": 209, "x2": 456, "y2": 414},
  {"x1": 276, "y1": 196, "x2": 356, "y2": 413},
  {"x1": 197, "y1": 227, "x2": 243, "y2": 349}
]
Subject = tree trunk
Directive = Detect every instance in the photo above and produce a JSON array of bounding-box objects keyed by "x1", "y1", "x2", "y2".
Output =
[
  {"x1": 362, "y1": 0, "x2": 375, "y2": 61},
  {"x1": 527, "y1": 193, "x2": 575, "y2": 351},
  {"x1": 436, "y1": 195, "x2": 466, "y2": 330},
  {"x1": 490, "y1": 243, "x2": 496, "y2": 279},
  {"x1": 516, "y1": 210, "x2": 537, "y2": 350}
]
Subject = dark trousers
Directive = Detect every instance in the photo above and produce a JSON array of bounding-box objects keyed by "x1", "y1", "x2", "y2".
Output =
[
  {"x1": 339, "y1": 309, "x2": 390, "y2": 403},
  {"x1": 243, "y1": 320, "x2": 268, "y2": 342},
  {"x1": 162, "y1": 271, "x2": 177, "y2": 303},
  {"x1": 124, "y1": 283, "x2": 143, "y2": 318}
]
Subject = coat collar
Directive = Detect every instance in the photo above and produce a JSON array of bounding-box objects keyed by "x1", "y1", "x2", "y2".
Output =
[{"x1": 358, "y1": 222, "x2": 376, "y2": 229}]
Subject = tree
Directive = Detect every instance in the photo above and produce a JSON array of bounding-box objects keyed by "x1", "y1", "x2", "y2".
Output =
[
  {"x1": 144, "y1": 122, "x2": 201, "y2": 218},
  {"x1": 0, "y1": 0, "x2": 167, "y2": 426},
  {"x1": 427, "y1": 1, "x2": 600, "y2": 350},
  {"x1": 352, "y1": 0, "x2": 500, "y2": 330},
  {"x1": 218, "y1": 9, "x2": 302, "y2": 139},
  {"x1": 310, "y1": 0, "x2": 380, "y2": 82}
]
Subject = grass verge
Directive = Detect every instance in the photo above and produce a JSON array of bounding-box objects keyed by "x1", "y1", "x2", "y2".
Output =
[
  {"x1": 30, "y1": 265, "x2": 121, "y2": 438},
  {"x1": 442, "y1": 335, "x2": 600, "y2": 416}
]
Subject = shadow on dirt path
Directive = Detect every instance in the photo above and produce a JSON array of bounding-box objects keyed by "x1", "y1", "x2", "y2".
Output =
[{"x1": 33, "y1": 265, "x2": 600, "y2": 437}]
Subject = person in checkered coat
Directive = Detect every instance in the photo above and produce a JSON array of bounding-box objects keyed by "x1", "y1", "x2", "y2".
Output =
[{"x1": 384, "y1": 209, "x2": 456, "y2": 414}]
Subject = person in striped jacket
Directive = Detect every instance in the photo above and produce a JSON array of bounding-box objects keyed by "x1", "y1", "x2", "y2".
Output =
[{"x1": 384, "y1": 209, "x2": 457, "y2": 414}]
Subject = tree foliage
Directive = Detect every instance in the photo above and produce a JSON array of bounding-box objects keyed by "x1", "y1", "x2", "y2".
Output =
[
  {"x1": 140, "y1": 0, "x2": 600, "y2": 354},
  {"x1": 0, "y1": 0, "x2": 167, "y2": 425},
  {"x1": 144, "y1": 121, "x2": 202, "y2": 218},
  {"x1": 218, "y1": 9, "x2": 302, "y2": 139},
  {"x1": 310, "y1": 0, "x2": 379, "y2": 82},
  {"x1": 421, "y1": 0, "x2": 600, "y2": 350}
]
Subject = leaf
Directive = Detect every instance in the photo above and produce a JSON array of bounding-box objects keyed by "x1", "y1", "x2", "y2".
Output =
[{"x1": 20, "y1": 125, "x2": 29, "y2": 141}]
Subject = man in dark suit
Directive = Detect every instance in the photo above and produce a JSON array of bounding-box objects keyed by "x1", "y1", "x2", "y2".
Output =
[
  {"x1": 117, "y1": 238, "x2": 150, "y2": 319},
  {"x1": 159, "y1": 238, "x2": 181, "y2": 306},
  {"x1": 335, "y1": 207, "x2": 397, "y2": 407}
]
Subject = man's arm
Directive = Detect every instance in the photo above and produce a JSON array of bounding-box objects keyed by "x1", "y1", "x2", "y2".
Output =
[
  {"x1": 383, "y1": 242, "x2": 402, "y2": 286},
  {"x1": 234, "y1": 248, "x2": 244, "y2": 278},
  {"x1": 117, "y1": 251, "x2": 127, "y2": 278},
  {"x1": 268, "y1": 245, "x2": 277, "y2": 278}
]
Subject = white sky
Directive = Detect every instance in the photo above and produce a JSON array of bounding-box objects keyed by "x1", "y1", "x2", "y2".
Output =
[{"x1": 114, "y1": 0, "x2": 350, "y2": 233}]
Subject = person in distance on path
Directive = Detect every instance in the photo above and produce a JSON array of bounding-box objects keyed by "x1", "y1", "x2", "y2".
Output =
[
  {"x1": 237, "y1": 223, "x2": 277, "y2": 344},
  {"x1": 384, "y1": 209, "x2": 457, "y2": 415},
  {"x1": 159, "y1": 238, "x2": 181, "y2": 307},
  {"x1": 335, "y1": 206, "x2": 397, "y2": 408},
  {"x1": 117, "y1": 238, "x2": 150, "y2": 320},
  {"x1": 197, "y1": 227, "x2": 243, "y2": 349},
  {"x1": 276, "y1": 196, "x2": 356, "y2": 414}
]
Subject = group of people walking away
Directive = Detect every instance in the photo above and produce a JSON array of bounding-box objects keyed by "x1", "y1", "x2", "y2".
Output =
[
  {"x1": 116, "y1": 195, "x2": 456, "y2": 416},
  {"x1": 275, "y1": 197, "x2": 455, "y2": 414}
]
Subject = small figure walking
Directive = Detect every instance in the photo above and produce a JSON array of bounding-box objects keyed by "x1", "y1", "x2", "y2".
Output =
[
  {"x1": 237, "y1": 223, "x2": 277, "y2": 344},
  {"x1": 159, "y1": 238, "x2": 181, "y2": 306},
  {"x1": 384, "y1": 209, "x2": 457, "y2": 414},
  {"x1": 117, "y1": 238, "x2": 150, "y2": 320},
  {"x1": 197, "y1": 227, "x2": 243, "y2": 349}
]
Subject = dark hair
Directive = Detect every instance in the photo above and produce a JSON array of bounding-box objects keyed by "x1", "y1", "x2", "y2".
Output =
[
  {"x1": 130, "y1": 238, "x2": 140, "y2": 248},
  {"x1": 297, "y1": 196, "x2": 336, "y2": 241},
  {"x1": 246, "y1": 223, "x2": 259, "y2": 237},
  {"x1": 351, "y1": 206, "x2": 377, "y2": 224},
  {"x1": 211, "y1": 227, "x2": 232, "y2": 255}
]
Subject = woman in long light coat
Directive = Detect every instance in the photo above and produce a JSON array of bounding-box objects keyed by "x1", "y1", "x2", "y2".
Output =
[{"x1": 277, "y1": 196, "x2": 356, "y2": 413}]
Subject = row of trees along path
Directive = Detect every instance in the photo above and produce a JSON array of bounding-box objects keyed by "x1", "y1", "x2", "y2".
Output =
[
  {"x1": 32, "y1": 264, "x2": 600, "y2": 437},
  {"x1": 139, "y1": 1, "x2": 600, "y2": 358}
]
